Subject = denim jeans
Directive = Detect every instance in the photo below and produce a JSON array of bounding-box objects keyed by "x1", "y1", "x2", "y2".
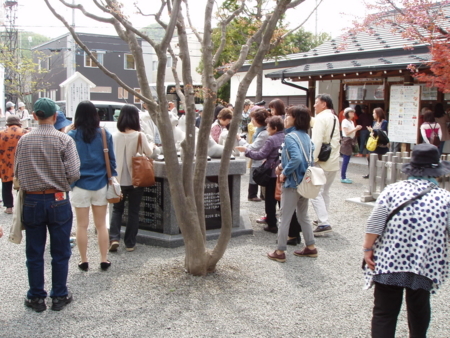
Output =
[
  {"x1": 109, "y1": 186, "x2": 144, "y2": 249},
  {"x1": 341, "y1": 154, "x2": 351, "y2": 179},
  {"x1": 23, "y1": 192, "x2": 72, "y2": 299},
  {"x1": 359, "y1": 129, "x2": 370, "y2": 154}
]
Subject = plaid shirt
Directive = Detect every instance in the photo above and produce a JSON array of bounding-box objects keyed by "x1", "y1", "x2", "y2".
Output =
[{"x1": 15, "y1": 124, "x2": 80, "y2": 192}]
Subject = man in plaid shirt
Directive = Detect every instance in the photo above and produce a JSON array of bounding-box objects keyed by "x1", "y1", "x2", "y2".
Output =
[{"x1": 15, "y1": 98, "x2": 80, "y2": 312}]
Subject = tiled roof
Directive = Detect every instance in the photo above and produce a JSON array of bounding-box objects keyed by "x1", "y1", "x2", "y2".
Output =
[{"x1": 265, "y1": 5, "x2": 450, "y2": 79}]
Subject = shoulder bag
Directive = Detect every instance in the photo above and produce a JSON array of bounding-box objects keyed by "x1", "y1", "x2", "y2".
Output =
[
  {"x1": 101, "y1": 128, "x2": 122, "y2": 203},
  {"x1": 132, "y1": 133, "x2": 155, "y2": 187},
  {"x1": 429, "y1": 123, "x2": 441, "y2": 147},
  {"x1": 318, "y1": 116, "x2": 336, "y2": 162},
  {"x1": 289, "y1": 133, "x2": 326, "y2": 199},
  {"x1": 361, "y1": 185, "x2": 435, "y2": 269},
  {"x1": 366, "y1": 135, "x2": 378, "y2": 152},
  {"x1": 252, "y1": 161, "x2": 272, "y2": 187}
]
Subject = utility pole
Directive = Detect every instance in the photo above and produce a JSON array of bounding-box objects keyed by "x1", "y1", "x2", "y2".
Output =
[{"x1": 1, "y1": 1, "x2": 19, "y2": 104}]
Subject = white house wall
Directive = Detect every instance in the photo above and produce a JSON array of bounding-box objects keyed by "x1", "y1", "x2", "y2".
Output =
[{"x1": 230, "y1": 68, "x2": 307, "y2": 105}]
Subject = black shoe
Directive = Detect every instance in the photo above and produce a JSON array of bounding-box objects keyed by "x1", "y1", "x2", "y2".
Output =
[
  {"x1": 100, "y1": 261, "x2": 111, "y2": 271},
  {"x1": 24, "y1": 297, "x2": 47, "y2": 312},
  {"x1": 264, "y1": 226, "x2": 278, "y2": 234},
  {"x1": 287, "y1": 236, "x2": 301, "y2": 246},
  {"x1": 78, "y1": 262, "x2": 89, "y2": 271},
  {"x1": 51, "y1": 292, "x2": 72, "y2": 311},
  {"x1": 362, "y1": 174, "x2": 369, "y2": 179}
]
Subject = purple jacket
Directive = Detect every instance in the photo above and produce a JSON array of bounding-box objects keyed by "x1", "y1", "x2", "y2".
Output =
[{"x1": 245, "y1": 131, "x2": 285, "y2": 177}]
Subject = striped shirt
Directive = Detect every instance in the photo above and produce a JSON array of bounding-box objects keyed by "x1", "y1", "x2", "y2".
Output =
[{"x1": 14, "y1": 123, "x2": 80, "y2": 192}]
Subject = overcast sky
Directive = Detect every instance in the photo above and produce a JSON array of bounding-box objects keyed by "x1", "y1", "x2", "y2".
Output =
[{"x1": 12, "y1": 0, "x2": 368, "y2": 40}]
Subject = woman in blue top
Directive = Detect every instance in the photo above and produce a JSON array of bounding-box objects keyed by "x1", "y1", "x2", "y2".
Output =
[
  {"x1": 268, "y1": 105, "x2": 317, "y2": 263},
  {"x1": 68, "y1": 101, "x2": 117, "y2": 272}
]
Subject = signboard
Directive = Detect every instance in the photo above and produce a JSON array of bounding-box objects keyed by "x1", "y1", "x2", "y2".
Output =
[
  {"x1": 388, "y1": 85, "x2": 421, "y2": 144},
  {"x1": 59, "y1": 72, "x2": 95, "y2": 118}
]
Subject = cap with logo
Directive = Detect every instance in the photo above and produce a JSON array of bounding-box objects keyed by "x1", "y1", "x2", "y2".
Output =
[{"x1": 33, "y1": 98, "x2": 57, "y2": 118}]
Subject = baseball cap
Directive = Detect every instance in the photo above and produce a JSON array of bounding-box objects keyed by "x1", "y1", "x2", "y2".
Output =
[
  {"x1": 33, "y1": 98, "x2": 57, "y2": 118},
  {"x1": 6, "y1": 101, "x2": 15, "y2": 109},
  {"x1": 18, "y1": 102, "x2": 25, "y2": 108},
  {"x1": 344, "y1": 107, "x2": 355, "y2": 114},
  {"x1": 54, "y1": 111, "x2": 72, "y2": 130}
]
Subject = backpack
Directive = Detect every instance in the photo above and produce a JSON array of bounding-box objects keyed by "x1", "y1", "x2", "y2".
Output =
[
  {"x1": 374, "y1": 129, "x2": 389, "y2": 146},
  {"x1": 429, "y1": 123, "x2": 441, "y2": 147}
]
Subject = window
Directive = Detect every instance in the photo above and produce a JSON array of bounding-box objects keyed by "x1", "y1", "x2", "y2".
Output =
[
  {"x1": 134, "y1": 88, "x2": 141, "y2": 104},
  {"x1": 118, "y1": 87, "x2": 129, "y2": 99},
  {"x1": 152, "y1": 60, "x2": 158, "y2": 71},
  {"x1": 85, "y1": 51, "x2": 104, "y2": 68},
  {"x1": 124, "y1": 54, "x2": 135, "y2": 70},
  {"x1": 167, "y1": 56, "x2": 172, "y2": 68}
]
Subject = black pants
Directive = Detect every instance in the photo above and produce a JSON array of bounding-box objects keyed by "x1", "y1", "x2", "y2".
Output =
[
  {"x1": 372, "y1": 282, "x2": 430, "y2": 338},
  {"x1": 265, "y1": 177, "x2": 278, "y2": 228},
  {"x1": 109, "y1": 186, "x2": 145, "y2": 249},
  {"x1": 248, "y1": 183, "x2": 258, "y2": 199},
  {"x1": 288, "y1": 211, "x2": 302, "y2": 237},
  {"x1": 2, "y1": 181, "x2": 13, "y2": 208}
]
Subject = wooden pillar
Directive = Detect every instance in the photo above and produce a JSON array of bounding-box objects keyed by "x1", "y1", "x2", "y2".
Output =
[{"x1": 308, "y1": 80, "x2": 315, "y2": 113}]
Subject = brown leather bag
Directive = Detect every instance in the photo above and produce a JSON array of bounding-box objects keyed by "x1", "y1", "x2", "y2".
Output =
[
  {"x1": 132, "y1": 133, "x2": 155, "y2": 187},
  {"x1": 274, "y1": 175, "x2": 282, "y2": 201}
]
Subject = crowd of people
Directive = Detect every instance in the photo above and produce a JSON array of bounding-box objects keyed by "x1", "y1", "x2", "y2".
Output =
[{"x1": 0, "y1": 95, "x2": 449, "y2": 338}]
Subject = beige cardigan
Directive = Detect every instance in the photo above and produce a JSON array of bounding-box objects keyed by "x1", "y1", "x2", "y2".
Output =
[{"x1": 113, "y1": 131, "x2": 154, "y2": 184}]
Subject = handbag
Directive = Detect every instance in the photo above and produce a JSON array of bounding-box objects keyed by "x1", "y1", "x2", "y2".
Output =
[
  {"x1": 429, "y1": 123, "x2": 441, "y2": 147},
  {"x1": 8, "y1": 189, "x2": 24, "y2": 244},
  {"x1": 289, "y1": 133, "x2": 326, "y2": 199},
  {"x1": 252, "y1": 162, "x2": 272, "y2": 187},
  {"x1": 274, "y1": 175, "x2": 282, "y2": 201},
  {"x1": 132, "y1": 133, "x2": 155, "y2": 187},
  {"x1": 366, "y1": 135, "x2": 378, "y2": 152},
  {"x1": 361, "y1": 185, "x2": 435, "y2": 269},
  {"x1": 318, "y1": 116, "x2": 336, "y2": 162},
  {"x1": 101, "y1": 128, "x2": 122, "y2": 203}
]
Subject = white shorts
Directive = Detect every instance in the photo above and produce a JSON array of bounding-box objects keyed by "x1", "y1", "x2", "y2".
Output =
[{"x1": 71, "y1": 185, "x2": 108, "y2": 208}]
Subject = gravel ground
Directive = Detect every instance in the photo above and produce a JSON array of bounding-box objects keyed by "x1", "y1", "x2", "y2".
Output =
[{"x1": 0, "y1": 160, "x2": 449, "y2": 338}]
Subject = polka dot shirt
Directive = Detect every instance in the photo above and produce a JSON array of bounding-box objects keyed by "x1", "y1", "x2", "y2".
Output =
[{"x1": 364, "y1": 179, "x2": 450, "y2": 293}]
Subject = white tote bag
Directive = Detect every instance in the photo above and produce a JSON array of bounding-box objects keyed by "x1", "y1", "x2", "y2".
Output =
[{"x1": 290, "y1": 133, "x2": 326, "y2": 199}]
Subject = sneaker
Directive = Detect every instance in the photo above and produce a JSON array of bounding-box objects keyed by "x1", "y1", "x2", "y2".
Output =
[
  {"x1": 4, "y1": 208, "x2": 12, "y2": 214},
  {"x1": 256, "y1": 216, "x2": 267, "y2": 224},
  {"x1": 24, "y1": 297, "x2": 47, "y2": 312},
  {"x1": 267, "y1": 250, "x2": 286, "y2": 263},
  {"x1": 341, "y1": 178, "x2": 353, "y2": 184},
  {"x1": 126, "y1": 246, "x2": 135, "y2": 252},
  {"x1": 51, "y1": 292, "x2": 72, "y2": 311},
  {"x1": 109, "y1": 240, "x2": 119, "y2": 252},
  {"x1": 313, "y1": 225, "x2": 333, "y2": 237},
  {"x1": 312, "y1": 220, "x2": 318, "y2": 226},
  {"x1": 293, "y1": 247, "x2": 318, "y2": 257}
]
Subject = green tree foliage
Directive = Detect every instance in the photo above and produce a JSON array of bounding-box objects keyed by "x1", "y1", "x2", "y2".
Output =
[
  {"x1": 285, "y1": 28, "x2": 331, "y2": 53},
  {"x1": 19, "y1": 32, "x2": 51, "y2": 58}
]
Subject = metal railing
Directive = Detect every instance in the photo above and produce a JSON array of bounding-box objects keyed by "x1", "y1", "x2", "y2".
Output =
[{"x1": 360, "y1": 152, "x2": 450, "y2": 202}]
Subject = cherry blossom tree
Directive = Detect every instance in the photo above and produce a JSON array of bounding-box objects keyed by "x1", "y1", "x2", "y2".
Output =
[{"x1": 351, "y1": 0, "x2": 450, "y2": 92}]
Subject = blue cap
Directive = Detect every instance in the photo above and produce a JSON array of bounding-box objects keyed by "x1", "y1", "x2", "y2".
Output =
[{"x1": 54, "y1": 111, "x2": 72, "y2": 130}]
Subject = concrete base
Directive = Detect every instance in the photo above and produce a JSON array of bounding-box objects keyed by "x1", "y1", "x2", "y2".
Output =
[
  {"x1": 345, "y1": 197, "x2": 376, "y2": 208},
  {"x1": 128, "y1": 209, "x2": 253, "y2": 248}
]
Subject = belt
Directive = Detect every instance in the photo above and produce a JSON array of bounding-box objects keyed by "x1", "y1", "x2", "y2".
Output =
[{"x1": 25, "y1": 189, "x2": 63, "y2": 195}]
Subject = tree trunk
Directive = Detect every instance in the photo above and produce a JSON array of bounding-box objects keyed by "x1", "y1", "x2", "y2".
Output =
[{"x1": 255, "y1": 68, "x2": 263, "y2": 102}]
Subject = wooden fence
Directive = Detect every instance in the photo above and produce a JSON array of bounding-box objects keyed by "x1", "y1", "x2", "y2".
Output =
[{"x1": 360, "y1": 152, "x2": 450, "y2": 202}]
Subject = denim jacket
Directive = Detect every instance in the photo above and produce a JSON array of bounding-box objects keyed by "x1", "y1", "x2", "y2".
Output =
[{"x1": 281, "y1": 127, "x2": 314, "y2": 188}]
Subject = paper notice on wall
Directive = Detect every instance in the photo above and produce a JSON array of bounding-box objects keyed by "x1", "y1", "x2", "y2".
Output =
[{"x1": 388, "y1": 85, "x2": 421, "y2": 144}]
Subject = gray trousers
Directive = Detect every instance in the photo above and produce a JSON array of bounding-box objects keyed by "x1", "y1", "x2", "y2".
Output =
[
  {"x1": 311, "y1": 169, "x2": 337, "y2": 226},
  {"x1": 277, "y1": 187, "x2": 315, "y2": 251}
]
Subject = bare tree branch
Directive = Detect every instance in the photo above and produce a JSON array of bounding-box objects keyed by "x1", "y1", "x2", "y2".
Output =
[
  {"x1": 44, "y1": 0, "x2": 157, "y2": 110},
  {"x1": 280, "y1": 0, "x2": 323, "y2": 40},
  {"x1": 183, "y1": 0, "x2": 203, "y2": 43},
  {"x1": 212, "y1": 1, "x2": 246, "y2": 66}
]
